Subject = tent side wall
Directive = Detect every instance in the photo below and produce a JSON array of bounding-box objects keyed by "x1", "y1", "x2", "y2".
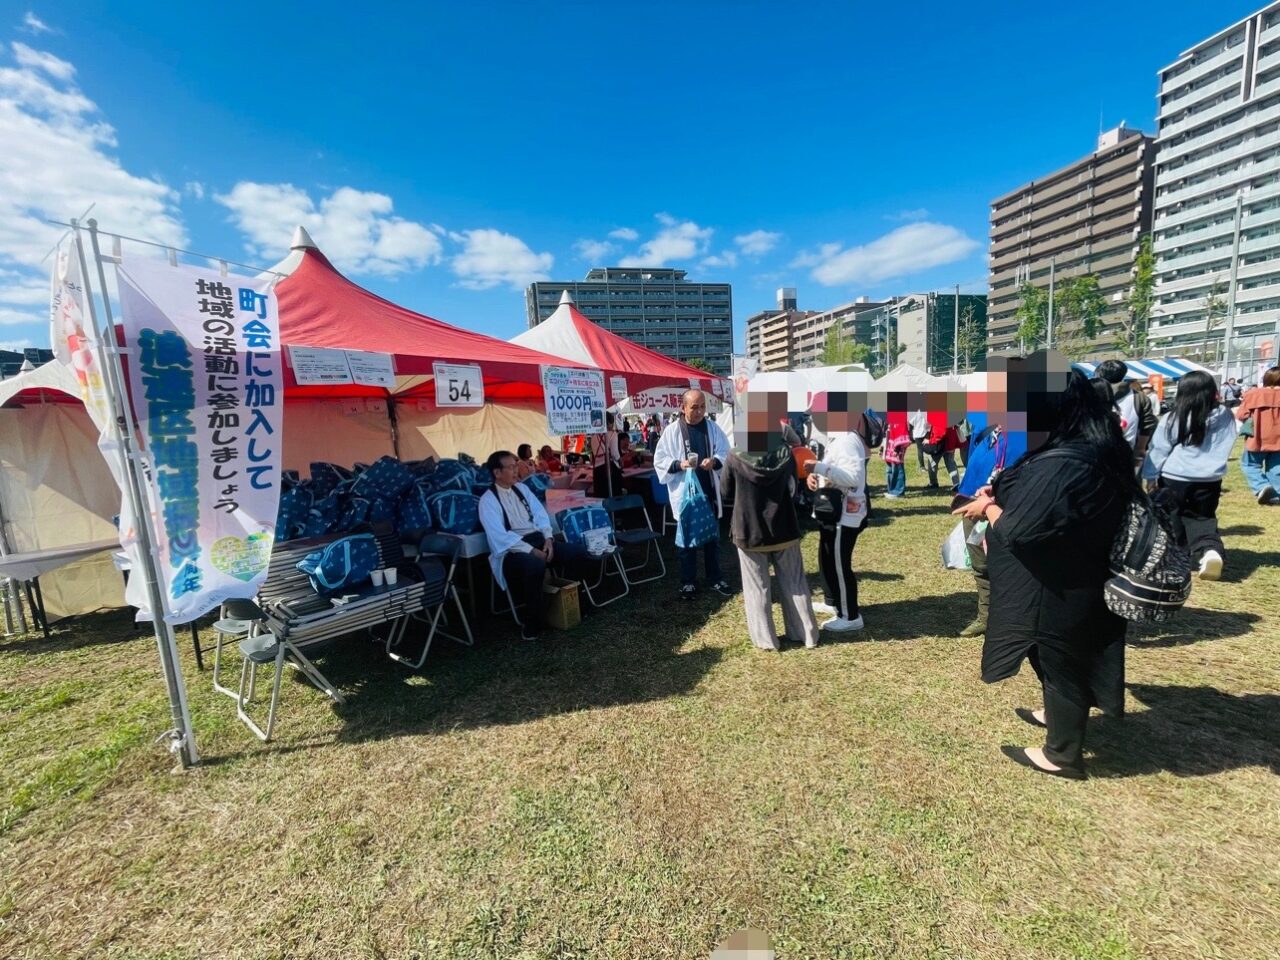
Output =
[
  {"x1": 396, "y1": 400, "x2": 557, "y2": 462},
  {"x1": 0, "y1": 403, "x2": 124, "y2": 621}
]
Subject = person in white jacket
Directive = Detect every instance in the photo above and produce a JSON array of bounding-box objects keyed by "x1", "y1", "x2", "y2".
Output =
[
  {"x1": 1140, "y1": 371, "x2": 1239, "y2": 581},
  {"x1": 806, "y1": 404, "x2": 870, "y2": 632},
  {"x1": 653, "y1": 389, "x2": 733, "y2": 599}
]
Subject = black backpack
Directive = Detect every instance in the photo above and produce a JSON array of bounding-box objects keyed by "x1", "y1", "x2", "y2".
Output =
[
  {"x1": 1104, "y1": 493, "x2": 1192, "y2": 623},
  {"x1": 859, "y1": 411, "x2": 885, "y2": 450}
]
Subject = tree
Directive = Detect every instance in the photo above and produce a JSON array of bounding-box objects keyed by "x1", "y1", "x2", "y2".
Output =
[
  {"x1": 1052, "y1": 274, "x2": 1105, "y2": 360},
  {"x1": 820, "y1": 323, "x2": 873, "y2": 367},
  {"x1": 953, "y1": 303, "x2": 985, "y2": 374},
  {"x1": 1014, "y1": 282, "x2": 1048, "y2": 353},
  {"x1": 1116, "y1": 233, "x2": 1156, "y2": 356},
  {"x1": 683, "y1": 357, "x2": 716, "y2": 373},
  {"x1": 1203, "y1": 276, "x2": 1228, "y2": 364}
]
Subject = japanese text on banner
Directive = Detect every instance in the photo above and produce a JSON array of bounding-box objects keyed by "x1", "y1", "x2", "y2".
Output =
[
  {"x1": 117, "y1": 259, "x2": 283, "y2": 624},
  {"x1": 542, "y1": 366, "x2": 606, "y2": 435}
]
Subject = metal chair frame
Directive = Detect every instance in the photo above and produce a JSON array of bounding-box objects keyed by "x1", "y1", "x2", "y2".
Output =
[{"x1": 601, "y1": 494, "x2": 667, "y2": 585}]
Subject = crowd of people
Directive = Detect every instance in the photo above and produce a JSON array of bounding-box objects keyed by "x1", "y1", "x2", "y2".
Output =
[{"x1": 479, "y1": 356, "x2": 1275, "y2": 780}]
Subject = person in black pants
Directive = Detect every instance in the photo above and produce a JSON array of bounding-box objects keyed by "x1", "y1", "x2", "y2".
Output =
[
  {"x1": 479, "y1": 451, "x2": 590, "y2": 640},
  {"x1": 954, "y1": 361, "x2": 1137, "y2": 780}
]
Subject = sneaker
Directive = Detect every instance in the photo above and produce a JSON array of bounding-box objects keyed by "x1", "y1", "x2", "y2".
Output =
[
  {"x1": 812, "y1": 601, "x2": 838, "y2": 616},
  {"x1": 520, "y1": 626, "x2": 542, "y2": 642},
  {"x1": 1197, "y1": 550, "x2": 1223, "y2": 581},
  {"x1": 822, "y1": 615, "x2": 864, "y2": 632},
  {"x1": 711, "y1": 580, "x2": 735, "y2": 597},
  {"x1": 1258, "y1": 486, "x2": 1276, "y2": 505},
  {"x1": 679, "y1": 583, "x2": 698, "y2": 601},
  {"x1": 958, "y1": 619, "x2": 986, "y2": 637}
]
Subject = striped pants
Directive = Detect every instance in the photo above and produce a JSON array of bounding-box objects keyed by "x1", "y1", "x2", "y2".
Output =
[
  {"x1": 817, "y1": 522, "x2": 862, "y2": 621},
  {"x1": 738, "y1": 542, "x2": 819, "y2": 651}
]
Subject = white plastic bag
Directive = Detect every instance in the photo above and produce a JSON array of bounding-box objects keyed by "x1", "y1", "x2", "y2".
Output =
[{"x1": 941, "y1": 521, "x2": 973, "y2": 570}]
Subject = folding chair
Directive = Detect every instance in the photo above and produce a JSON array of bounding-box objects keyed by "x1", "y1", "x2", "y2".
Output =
[
  {"x1": 386, "y1": 533, "x2": 474, "y2": 669},
  {"x1": 649, "y1": 471, "x2": 677, "y2": 535},
  {"x1": 556, "y1": 506, "x2": 630, "y2": 607},
  {"x1": 601, "y1": 494, "x2": 666, "y2": 585}
]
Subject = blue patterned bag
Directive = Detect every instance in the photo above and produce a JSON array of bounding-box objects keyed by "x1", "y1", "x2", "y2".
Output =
[
  {"x1": 300, "y1": 491, "x2": 339, "y2": 538},
  {"x1": 397, "y1": 483, "x2": 436, "y2": 537},
  {"x1": 674, "y1": 468, "x2": 718, "y2": 549},
  {"x1": 352, "y1": 455, "x2": 415, "y2": 502},
  {"x1": 310, "y1": 461, "x2": 352, "y2": 497},
  {"x1": 427, "y1": 491, "x2": 481, "y2": 535},
  {"x1": 275, "y1": 484, "x2": 313, "y2": 542},
  {"x1": 296, "y1": 534, "x2": 380, "y2": 594}
]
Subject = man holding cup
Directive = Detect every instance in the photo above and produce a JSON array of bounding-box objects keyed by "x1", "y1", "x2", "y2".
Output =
[{"x1": 479, "y1": 450, "x2": 590, "y2": 641}]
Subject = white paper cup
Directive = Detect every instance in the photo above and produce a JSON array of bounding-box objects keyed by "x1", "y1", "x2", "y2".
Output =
[
  {"x1": 370, "y1": 569, "x2": 385, "y2": 587},
  {"x1": 384, "y1": 567, "x2": 398, "y2": 585}
]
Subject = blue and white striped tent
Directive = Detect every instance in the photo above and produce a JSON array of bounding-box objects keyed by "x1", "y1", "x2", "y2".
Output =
[{"x1": 1072, "y1": 357, "x2": 1212, "y2": 381}]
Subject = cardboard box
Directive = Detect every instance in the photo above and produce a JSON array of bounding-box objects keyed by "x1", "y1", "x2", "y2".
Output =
[{"x1": 542, "y1": 575, "x2": 581, "y2": 630}]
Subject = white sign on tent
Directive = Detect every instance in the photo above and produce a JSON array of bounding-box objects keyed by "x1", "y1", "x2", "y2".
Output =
[
  {"x1": 117, "y1": 258, "x2": 284, "y2": 624},
  {"x1": 609, "y1": 375, "x2": 628, "y2": 404},
  {"x1": 433, "y1": 362, "x2": 485, "y2": 407},
  {"x1": 542, "y1": 365, "x2": 606, "y2": 435}
]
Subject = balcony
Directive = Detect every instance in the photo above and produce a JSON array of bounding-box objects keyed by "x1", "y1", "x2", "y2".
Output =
[
  {"x1": 1161, "y1": 43, "x2": 1246, "y2": 97},
  {"x1": 1094, "y1": 149, "x2": 1146, "y2": 183},
  {"x1": 1158, "y1": 97, "x2": 1280, "y2": 167},
  {"x1": 1157, "y1": 71, "x2": 1246, "y2": 139}
]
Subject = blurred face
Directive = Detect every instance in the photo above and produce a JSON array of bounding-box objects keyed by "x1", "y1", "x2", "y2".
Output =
[
  {"x1": 744, "y1": 391, "x2": 787, "y2": 452},
  {"x1": 683, "y1": 390, "x2": 707, "y2": 425}
]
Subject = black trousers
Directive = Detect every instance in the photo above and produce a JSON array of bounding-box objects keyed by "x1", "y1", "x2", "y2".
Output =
[
  {"x1": 501, "y1": 535, "x2": 590, "y2": 632},
  {"x1": 1157, "y1": 477, "x2": 1224, "y2": 565},
  {"x1": 1028, "y1": 641, "x2": 1125, "y2": 770},
  {"x1": 817, "y1": 522, "x2": 862, "y2": 620}
]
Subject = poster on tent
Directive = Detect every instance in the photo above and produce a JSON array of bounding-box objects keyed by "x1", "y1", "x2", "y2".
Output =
[
  {"x1": 116, "y1": 258, "x2": 284, "y2": 624},
  {"x1": 627, "y1": 386, "x2": 689, "y2": 415},
  {"x1": 542, "y1": 365, "x2": 606, "y2": 435}
]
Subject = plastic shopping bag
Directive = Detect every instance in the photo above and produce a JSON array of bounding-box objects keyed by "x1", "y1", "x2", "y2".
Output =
[
  {"x1": 941, "y1": 521, "x2": 973, "y2": 570},
  {"x1": 675, "y1": 468, "x2": 718, "y2": 549}
]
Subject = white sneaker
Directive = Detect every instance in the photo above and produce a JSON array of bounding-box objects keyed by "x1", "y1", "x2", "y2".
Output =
[
  {"x1": 812, "y1": 601, "x2": 838, "y2": 616},
  {"x1": 822, "y1": 615, "x2": 865, "y2": 632},
  {"x1": 1198, "y1": 550, "x2": 1223, "y2": 581}
]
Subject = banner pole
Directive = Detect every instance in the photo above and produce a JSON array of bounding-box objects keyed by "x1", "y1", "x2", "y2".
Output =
[{"x1": 77, "y1": 219, "x2": 199, "y2": 768}]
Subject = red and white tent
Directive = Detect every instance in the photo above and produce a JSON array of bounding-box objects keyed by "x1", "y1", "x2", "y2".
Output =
[{"x1": 510, "y1": 290, "x2": 719, "y2": 404}]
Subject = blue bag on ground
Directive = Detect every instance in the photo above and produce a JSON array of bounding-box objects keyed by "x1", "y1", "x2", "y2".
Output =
[
  {"x1": 296, "y1": 533, "x2": 380, "y2": 594},
  {"x1": 397, "y1": 483, "x2": 436, "y2": 538},
  {"x1": 352, "y1": 455, "x2": 415, "y2": 501},
  {"x1": 275, "y1": 484, "x2": 313, "y2": 542},
  {"x1": 674, "y1": 467, "x2": 718, "y2": 549},
  {"x1": 427, "y1": 491, "x2": 481, "y2": 534}
]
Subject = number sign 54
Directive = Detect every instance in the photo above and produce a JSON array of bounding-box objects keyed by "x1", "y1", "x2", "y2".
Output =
[{"x1": 433, "y1": 362, "x2": 484, "y2": 408}]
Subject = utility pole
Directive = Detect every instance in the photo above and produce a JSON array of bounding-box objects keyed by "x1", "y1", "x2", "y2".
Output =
[
  {"x1": 1046, "y1": 257, "x2": 1056, "y2": 349},
  {"x1": 952, "y1": 284, "x2": 960, "y2": 375},
  {"x1": 1222, "y1": 192, "x2": 1244, "y2": 382}
]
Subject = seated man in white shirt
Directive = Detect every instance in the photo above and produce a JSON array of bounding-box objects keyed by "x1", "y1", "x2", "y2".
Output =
[{"x1": 479, "y1": 450, "x2": 590, "y2": 640}]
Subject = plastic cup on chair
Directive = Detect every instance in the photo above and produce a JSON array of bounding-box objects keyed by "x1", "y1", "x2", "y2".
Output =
[
  {"x1": 384, "y1": 567, "x2": 398, "y2": 586},
  {"x1": 370, "y1": 569, "x2": 385, "y2": 587}
]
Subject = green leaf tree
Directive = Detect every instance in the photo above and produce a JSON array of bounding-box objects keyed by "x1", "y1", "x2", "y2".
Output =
[
  {"x1": 1116, "y1": 233, "x2": 1156, "y2": 356},
  {"x1": 683, "y1": 357, "x2": 716, "y2": 373},
  {"x1": 1014, "y1": 282, "x2": 1048, "y2": 353},
  {"x1": 953, "y1": 303, "x2": 985, "y2": 374},
  {"x1": 1202, "y1": 276, "x2": 1228, "y2": 364},
  {"x1": 1052, "y1": 274, "x2": 1105, "y2": 360}
]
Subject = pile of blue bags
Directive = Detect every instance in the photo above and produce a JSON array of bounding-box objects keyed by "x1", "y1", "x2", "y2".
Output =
[{"x1": 275, "y1": 454, "x2": 492, "y2": 542}]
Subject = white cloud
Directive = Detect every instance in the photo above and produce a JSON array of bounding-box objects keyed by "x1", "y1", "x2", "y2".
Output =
[
  {"x1": 0, "y1": 306, "x2": 41, "y2": 326},
  {"x1": 796, "y1": 223, "x2": 980, "y2": 287},
  {"x1": 885, "y1": 208, "x2": 930, "y2": 222},
  {"x1": 608, "y1": 227, "x2": 638, "y2": 241},
  {"x1": 449, "y1": 228, "x2": 553, "y2": 290},
  {"x1": 20, "y1": 13, "x2": 55, "y2": 35},
  {"x1": 183, "y1": 180, "x2": 205, "y2": 200},
  {"x1": 0, "y1": 337, "x2": 35, "y2": 350},
  {"x1": 734, "y1": 229, "x2": 781, "y2": 257},
  {"x1": 216, "y1": 182, "x2": 443, "y2": 276},
  {"x1": 0, "y1": 42, "x2": 185, "y2": 342},
  {"x1": 619, "y1": 213, "x2": 713, "y2": 267},
  {"x1": 574, "y1": 238, "x2": 616, "y2": 262},
  {"x1": 700, "y1": 251, "x2": 738, "y2": 270}
]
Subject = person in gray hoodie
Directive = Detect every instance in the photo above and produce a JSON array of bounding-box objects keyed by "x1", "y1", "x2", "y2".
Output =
[
  {"x1": 721, "y1": 392, "x2": 819, "y2": 651},
  {"x1": 1141, "y1": 371, "x2": 1239, "y2": 581}
]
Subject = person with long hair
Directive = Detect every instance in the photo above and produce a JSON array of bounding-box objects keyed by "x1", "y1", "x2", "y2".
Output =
[
  {"x1": 954, "y1": 359, "x2": 1138, "y2": 780},
  {"x1": 1235, "y1": 366, "x2": 1280, "y2": 504},
  {"x1": 1141, "y1": 371, "x2": 1238, "y2": 580}
]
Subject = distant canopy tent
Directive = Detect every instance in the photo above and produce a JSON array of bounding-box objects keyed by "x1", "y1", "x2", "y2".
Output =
[
  {"x1": 261, "y1": 228, "x2": 595, "y2": 467},
  {"x1": 509, "y1": 290, "x2": 721, "y2": 405},
  {"x1": 1071, "y1": 357, "x2": 1213, "y2": 380}
]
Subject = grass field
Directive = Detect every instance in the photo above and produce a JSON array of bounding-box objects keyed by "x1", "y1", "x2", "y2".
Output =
[{"x1": 2, "y1": 454, "x2": 1278, "y2": 959}]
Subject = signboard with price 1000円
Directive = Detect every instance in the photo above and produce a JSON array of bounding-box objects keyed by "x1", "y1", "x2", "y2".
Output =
[{"x1": 433, "y1": 362, "x2": 485, "y2": 407}]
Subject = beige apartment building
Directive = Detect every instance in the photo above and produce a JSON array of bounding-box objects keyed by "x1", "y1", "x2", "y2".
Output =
[
  {"x1": 987, "y1": 125, "x2": 1156, "y2": 355},
  {"x1": 744, "y1": 289, "x2": 886, "y2": 370},
  {"x1": 744, "y1": 288, "x2": 812, "y2": 371}
]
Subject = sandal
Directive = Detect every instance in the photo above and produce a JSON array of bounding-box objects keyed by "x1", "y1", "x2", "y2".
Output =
[{"x1": 1000, "y1": 745, "x2": 1086, "y2": 781}]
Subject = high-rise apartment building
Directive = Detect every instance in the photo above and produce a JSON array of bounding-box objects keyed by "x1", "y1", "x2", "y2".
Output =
[
  {"x1": 987, "y1": 126, "x2": 1156, "y2": 356},
  {"x1": 744, "y1": 288, "x2": 811, "y2": 371},
  {"x1": 744, "y1": 290, "x2": 888, "y2": 370},
  {"x1": 791, "y1": 297, "x2": 888, "y2": 369},
  {"x1": 525, "y1": 268, "x2": 733, "y2": 376},
  {"x1": 1148, "y1": 2, "x2": 1280, "y2": 367}
]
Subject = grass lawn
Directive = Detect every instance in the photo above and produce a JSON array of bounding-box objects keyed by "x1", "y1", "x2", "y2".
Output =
[{"x1": 2, "y1": 453, "x2": 1278, "y2": 959}]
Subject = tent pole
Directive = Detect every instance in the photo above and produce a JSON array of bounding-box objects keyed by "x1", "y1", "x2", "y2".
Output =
[
  {"x1": 78, "y1": 219, "x2": 198, "y2": 768},
  {"x1": 387, "y1": 397, "x2": 401, "y2": 459}
]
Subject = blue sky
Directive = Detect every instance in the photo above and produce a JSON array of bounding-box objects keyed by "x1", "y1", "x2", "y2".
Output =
[{"x1": 0, "y1": 1, "x2": 1264, "y2": 354}]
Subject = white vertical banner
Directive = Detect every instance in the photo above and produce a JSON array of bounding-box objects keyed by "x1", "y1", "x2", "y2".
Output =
[{"x1": 116, "y1": 258, "x2": 284, "y2": 623}]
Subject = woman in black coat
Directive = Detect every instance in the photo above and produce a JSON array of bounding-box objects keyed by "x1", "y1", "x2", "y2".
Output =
[{"x1": 954, "y1": 369, "x2": 1138, "y2": 780}]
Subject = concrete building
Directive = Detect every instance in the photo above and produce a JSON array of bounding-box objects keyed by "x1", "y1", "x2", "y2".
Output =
[
  {"x1": 744, "y1": 288, "x2": 812, "y2": 371},
  {"x1": 894, "y1": 293, "x2": 989, "y2": 374},
  {"x1": 987, "y1": 125, "x2": 1156, "y2": 356},
  {"x1": 1148, "y1": 1, "x2": 1280, "y2": 369},
  {"x1": 791, "y1": 297, "x2": 887, "y2": 369},
  {"x1": 525, "y1": 268, "x2": 733, "y2": 376}
]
